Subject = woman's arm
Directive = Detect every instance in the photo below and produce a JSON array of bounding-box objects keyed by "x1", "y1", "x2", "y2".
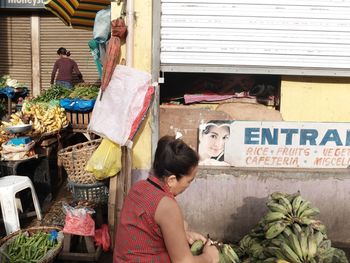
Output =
[
  {"x1": 72, "y1": 60, "x2": 83, "y2": 80},
  {"x1": 184, "y1": 220, "x2": 207, "y2": 244},
  {"x1": 155, "y1": 196, "x2": 218, "y2": 263}
]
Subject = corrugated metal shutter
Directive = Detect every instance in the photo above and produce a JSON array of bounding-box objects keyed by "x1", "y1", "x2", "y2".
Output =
[
  {"x1": 160, "y1": 0, "x2": 350, "y2": 76},
  {"x1": 0, "y1": 15, "x2": 32, "y2": 87},
  {"x1": 40, "y1": 14, "x2": 99, "y2": 91}
]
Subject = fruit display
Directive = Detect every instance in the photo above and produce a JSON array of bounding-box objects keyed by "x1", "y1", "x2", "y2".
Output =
[
  {"x1": 23, "y1": 104, "x2": 68, "y2": 134},
  {"x1": 190, "y1": 239, "x2": 240, "y2": 263},
  {"x1": 237, "y1": 192, "x2": 348, "y2": 263},
  {"x1": 0, "y1": 104, "x2": 68, "y2": 135},
  {"x1": 1, "y1": 112, "x2": 31, "y2": 127}
]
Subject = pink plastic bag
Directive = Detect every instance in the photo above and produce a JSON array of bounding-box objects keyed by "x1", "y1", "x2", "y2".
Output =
[
  {"x1": 94, "y1": 224, "x2": 111, "y2": 251},
  {"x1": 62, "y1": 203, "x2": 95, "y2": 236},
  {"x1": 63, "y1": 213, "x2": 95, "y2": 236}
]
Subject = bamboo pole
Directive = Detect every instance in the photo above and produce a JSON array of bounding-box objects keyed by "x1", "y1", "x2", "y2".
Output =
[{"x1": 109, "y1": 145, "x2": 132, "y2": 250}]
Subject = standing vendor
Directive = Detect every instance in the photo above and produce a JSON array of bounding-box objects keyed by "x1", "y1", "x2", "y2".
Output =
[
  {"x1": 50, "y1": 47, "x2": 83, "y2": 88},
  {"x1": 114, "y1": 136, "x2": 219, "y2": 263}
]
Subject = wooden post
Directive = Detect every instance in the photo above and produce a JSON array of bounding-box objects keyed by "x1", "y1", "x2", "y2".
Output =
[
  {"x1": 108, "y1": 174, "x2": 118, "y2": 248},
  {"x1": 109, "y1": 145, "x2": 133, "y2": 251}
]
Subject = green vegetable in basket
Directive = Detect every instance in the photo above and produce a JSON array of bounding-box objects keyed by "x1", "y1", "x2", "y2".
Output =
[
  {"x1": 0, "y1": 231, "x2": 59, "y2": 263},
  {"x1": 69, "y1": 85, "x2": 99, "y2": 100},
  {"x1": 32, "y1": 85, "x2": 72, "y2": 103}
]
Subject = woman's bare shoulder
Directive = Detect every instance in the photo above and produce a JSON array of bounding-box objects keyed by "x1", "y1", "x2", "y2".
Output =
[{"x1": 155, "y1": 196, "x2": 181, "y2": 223}]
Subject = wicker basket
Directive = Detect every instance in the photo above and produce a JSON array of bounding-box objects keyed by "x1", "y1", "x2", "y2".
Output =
[
  {"x1": 58, "y1": 139, "x2": 102, "y2": 184},
  {"x1": 67, "y1": 179, "x2": 109, "y2": 204},
  {"x1": 0, "y1": 226, "x2": 63, "y2": 263}
]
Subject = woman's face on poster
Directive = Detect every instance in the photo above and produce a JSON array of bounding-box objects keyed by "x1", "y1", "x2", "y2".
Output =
[{"x1": 200, "y1": 125, "x2": 230, "y2": 158}]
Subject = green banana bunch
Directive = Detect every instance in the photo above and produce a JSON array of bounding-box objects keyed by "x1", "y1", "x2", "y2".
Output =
[
  {"x1": 265, "y1": 220, "x2": 289, "y2": 239},
  {"x1": 239, "y1": 235, "x2": 253, "y2": 251},
  {"x1": 250, "y1": 225, "x2": 265, "y2": 238},
  {"x1": 191, "y1": 239, "x2": 240, "y2": 263},
  {"x1": 270, "y1": 192, "x2": 289, "y2": 200},
  {"x1": 291, "y1": 195, "x2": 304, "y2": 216},
  {"x1": 238, "y1": 192, "x2": 348, "y2": 263},
  {"x1": 264, "y1": 211, "x2": 289, "y2": 224},
  {"x1": 268, "y1": 227, "x2": 329, "y2": 263},
  {"x1": 190, "y1": 240, "x2": 204, "y2": 256},
  {"x1": 266, "y1": 201, "x2": 290, "y2": 215},
  {"x1": 219, "y1": 244, "x2": 240, "y2": 263},
  {"x1": 280, "y1": 242, "x2": 302, "y2": 263},
  {"x1": 296, "y1": 200, "x2": 311, "y2": 217}
]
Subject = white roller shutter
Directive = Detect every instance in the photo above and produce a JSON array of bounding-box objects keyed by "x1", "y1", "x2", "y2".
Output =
[
  {"x1": 160, "y1": 0, "x2": 350, "y2": 76},
  {"x1": 40, "y1": 15, "x2": 99, "y2": 91},
  {"x1": 0, "y1": 15, "x2": 32, "y2": 87}
]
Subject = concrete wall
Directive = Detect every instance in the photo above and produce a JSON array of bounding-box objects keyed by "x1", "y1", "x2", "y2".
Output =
[{"x1": 177, "y1": 168, "x2": 350, "y2": 244}]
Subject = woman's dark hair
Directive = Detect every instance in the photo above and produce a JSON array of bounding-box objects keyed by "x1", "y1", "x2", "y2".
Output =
[
  {"x1": 153, "y1": 135, "x2": 199, "y2": 180},
  {"x1": 57, "y1": 47, "x2": 71, "y2": 56}
]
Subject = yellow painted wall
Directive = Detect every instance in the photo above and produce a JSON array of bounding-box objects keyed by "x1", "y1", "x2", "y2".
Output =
[
  {"x1": 111, "y1": 1, "x2": 153, "y2": 169},
  {"x1": 281, "y1": 76, "x2": 350, "y2": 122}
]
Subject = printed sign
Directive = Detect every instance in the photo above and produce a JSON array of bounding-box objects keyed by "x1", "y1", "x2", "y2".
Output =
[
  {"x1": 198, "y1": 120, "x2": 232, "y2": 166},
  {"x1": 224, "y1": 121, "x2": 350, "y2": 168},
  {"x1": 0, "y1": 0, "x2": 45, "y2": 9}
]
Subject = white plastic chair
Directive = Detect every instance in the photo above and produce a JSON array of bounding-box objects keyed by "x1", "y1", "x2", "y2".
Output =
[{"x1": 0, "y1": 175, "x2": 42, "y2": 235}]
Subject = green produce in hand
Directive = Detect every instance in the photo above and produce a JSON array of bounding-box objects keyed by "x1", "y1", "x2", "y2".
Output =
[{"x1": 190, "y1": 240, "x2": 204, "y2": 256}]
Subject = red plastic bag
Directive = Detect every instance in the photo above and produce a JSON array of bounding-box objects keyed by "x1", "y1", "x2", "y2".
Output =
[
  {"x1": 63, "y1": 213, "x2": 95, "y2": 236},
  {"x1": 94, "y1": 224, "x2": 110, "y2": 252},
  {"x1": 62, "y1": 203, "x2": 95, "y2": 236}
]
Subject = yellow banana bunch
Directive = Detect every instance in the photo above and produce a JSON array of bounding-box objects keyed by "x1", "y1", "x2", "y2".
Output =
[
  {"x1": 27, "y1": 104, "x2": 68, "y2": 134},
  {"x1": 1, "y1": 112, "x2": 26, "y2": 127}
]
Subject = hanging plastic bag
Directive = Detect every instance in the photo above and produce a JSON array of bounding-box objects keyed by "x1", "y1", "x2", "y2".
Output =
[
  {"x1": 88, "y1": 65, "x2": 151, "y2": 146},
  {"x1": 93, "y1": 7, "x2": 111, "y2": 44},
  {"x1": 94, "y1": 224, "x2": 110, "y2": 252},
  {"x1": 85, "y1": 138, "x2": 121, "y2": 180},
  {"x1": 88, "y1": 39, "x2": 103, "y2": 79}
]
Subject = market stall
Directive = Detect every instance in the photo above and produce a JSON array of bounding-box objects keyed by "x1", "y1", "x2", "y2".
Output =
[{"x1": 0, "y1": 80, "x2": 105, "y2": 259}]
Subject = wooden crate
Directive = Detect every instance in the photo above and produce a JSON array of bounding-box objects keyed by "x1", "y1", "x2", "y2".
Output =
[{"x1": 66, "y1": 111, "x2": 92, "y2": 131}]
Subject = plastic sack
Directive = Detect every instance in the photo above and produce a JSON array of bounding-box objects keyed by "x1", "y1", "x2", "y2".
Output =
[
  {"x1": 62, "y1": 203, "x2": 95, "y2": 236},
  {"x1": 59, "y1": 98, "x2": 96, "y2": 112},
  {"x1": 94, "y1": 224, "x2": 110, "y2": 252},
  {"x1": 88, "y1": 39, "x2": 103, "y2": 79},
  {"x1": 1, "y1": 140, "x2": 36, "y2": 161},
  {"x1": 93, "y1": 7, "x2": 111, "y2": 44},
  {"x1": 88, "y1": 65, "x2": 151, "y2": 146},
  {"x1": 86, "y1": 138, "x2": 121, "y2": 180}
]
